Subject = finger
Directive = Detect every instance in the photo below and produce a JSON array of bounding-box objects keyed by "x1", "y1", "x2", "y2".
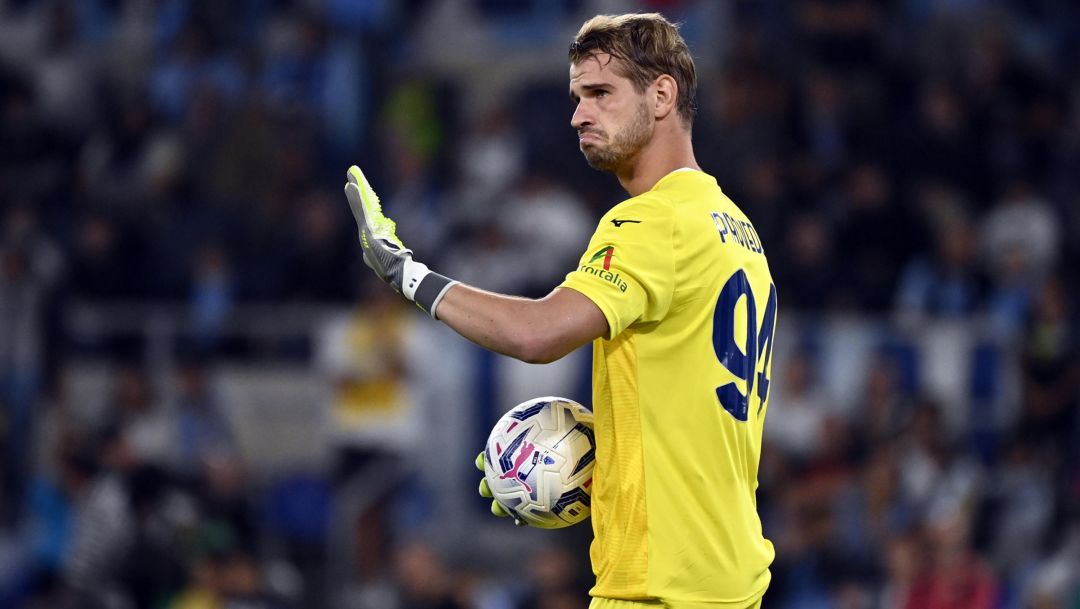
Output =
[
  {"x1": 343, "y1": 183, "x2": 369, "y2": 230},
  {"x1": 346, "y1": 166, "x2": 381, "y2": 226},
  {"x1": 475, "y1": 452, "x2": 486, "y2": 472},
  {"x1": 346, "y1": 165, "x2": 368, "y2": 190},
  {"x1": 491, "y1": 500, "x2": 510, "y2": 518},
  {"x1": 479, "y1": 478, "x2": 493, "y2": 499}
]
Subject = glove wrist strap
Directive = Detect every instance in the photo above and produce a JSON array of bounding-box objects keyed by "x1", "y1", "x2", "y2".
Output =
[
  {"x1": 402, "y1": 258, "x2": 457, "y2": 319},
  {"x1": 415, "y1": 273, "x2": 458, "y2": 320}
]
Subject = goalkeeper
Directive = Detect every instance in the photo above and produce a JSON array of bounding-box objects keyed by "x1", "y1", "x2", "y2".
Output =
[{"x1": 345, "y1": 13, "x2": 776, "y2": 609}]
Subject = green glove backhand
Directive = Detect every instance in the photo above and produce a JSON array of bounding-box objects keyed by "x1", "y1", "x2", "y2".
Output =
[
  {"x1": 476, "y1": 452, "x2": 525, "y2": 526},
  {"x1": 344, "y1": 166, "x2": 457, "y2": 318}
]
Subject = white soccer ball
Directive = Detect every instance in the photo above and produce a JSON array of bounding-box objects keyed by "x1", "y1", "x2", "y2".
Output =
[{"x1": 483, "y1": 396, "x2": 595, "y2": 529}]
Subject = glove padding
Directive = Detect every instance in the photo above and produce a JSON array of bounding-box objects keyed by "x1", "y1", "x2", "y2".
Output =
[
  {"x1": 476, "y1": 452, "x2": 526, "y2": 526},
  {"x1": 344, "y1": 166, "x2": 457, "y2": 317}
]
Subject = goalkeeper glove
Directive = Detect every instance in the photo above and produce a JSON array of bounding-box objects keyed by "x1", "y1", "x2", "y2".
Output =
[
  {"x1": 476, "y1": 452, "x2": 526, "y2": 526},
  {"x1": 343, "y1": 165, "x2": 457, "y2": 318}
]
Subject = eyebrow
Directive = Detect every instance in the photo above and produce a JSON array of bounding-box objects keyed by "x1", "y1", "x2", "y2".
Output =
[{"x1": 569, "y1": 82, "x2": 611, "y2": 102}]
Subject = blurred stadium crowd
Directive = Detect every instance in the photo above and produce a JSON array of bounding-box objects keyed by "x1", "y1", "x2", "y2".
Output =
[{"x1": 1, "y1": 0, "x2": 1080, "y2": 608}]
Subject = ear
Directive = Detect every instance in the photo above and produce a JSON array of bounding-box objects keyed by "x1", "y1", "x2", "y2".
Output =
[{"x1": 652, "y1": 74, "x2": 678, "y2": 121}]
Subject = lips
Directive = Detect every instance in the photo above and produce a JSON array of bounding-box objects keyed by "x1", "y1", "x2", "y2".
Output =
[{"x1": 578, "y1": 132, "x2": 603, "y2": 145}]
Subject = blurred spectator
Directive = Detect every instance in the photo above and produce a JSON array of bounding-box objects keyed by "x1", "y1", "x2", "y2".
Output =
[
  {"x1": 765, "y1": 347, "x2": 832, "y2": 462},
  {"x1": 68, "y1": 211, "x2": 139, "y2": 299},
  {"x1": 171, "y1": 549, "x2": 287, "y2": 609},
  {"x1": 0, "y1": 205, "x2": 63, "y2": 520},
  {"x1": 173, "y1": 358, "x2": 237, "y2": 478},
  {"x1": 286, "y1": 190, "x2": 354, "y2": 302},
  {"x1": 901, "y1": 80, "x2": 987, "y2": 198},
  {"x1": 317, "y1": 282, "x2": 419, "y2": 452},
  {"x1": 497, "y1": 173, "x2": 593, "y2": 297},
  {"x1": 795, "y1": 0, "x2": 885, "y2": 70},
  {"x1": 985, "y1": 438, "x2": 1055, "y2": 578},
  {"x1": 739, "y1": 155, "x2": 787, "y2": 252},
  {"x1": 833, "y1": 162, "x2": 913, "y2": 310},
  {"x1": 25, "y1": 1, "x2": 100, "y2": 132},
  {"x1": 78, "y1": 91, "x2": 180, "y2": 214},
  {"x1": 980, "y1": 178, "x2": 1061, "y2": 282},
  {"x1": 775, "y1": 213, "x2": 837, "y2": 311},
  {"x1": 62, "y1": 425, "x2": 135, "y2": 606},
  {"x1": 896, "y1": 400, "x2": 984, "y2": 525},
  {"x1": 0, "y1": 66, "x2": 71, "y2": 208},
  {"x1": 196, "y1": 458, "x2": 257, "y2": 564},
  {"x1": 856, "y1": 356, "x2": 913, "y2": 446},
  {"x1": 150, "y1": 22, "x2": 244, "y2": 123},
  {"x1": 385, "y1": 541, "x2": 468, "y2": 609},
  {"x1": 894, "y1": 209, "x2": 984, "y2": 324},
  {"x1": 1021, "y1": 519, "x2": 1080, "y2": 609},
  {"x1": 984, "y1": 243, "x2": 1040, "y2": 338},
  {"x1": 456, "y1": 108, "x2": 525, "y2": 221},
  {"x1": 878, "y1": 534, "x2": 919, "y2": 609},
  {"x1": 833, "y1": 445, "x2": 915, "y2": 563},
  {"x1": 697, "y1": 61, "x2": 785, "y2": 192},
  {"x1": 516, "y1": 545, "x2": 590, "y2": 609},
  {"x1": 791, "y1": 69, "x2": 850, "y2": 174},
  {"x1": 1017, "y1": 276, "x2": 1080, "y2": 456},
  {"x1": 189, "y1": 243, "x2": 235, "y2": 352},
  {"x1": 111, "y1": 364, "x2": 177, "y2": 468},
  {"x1": 902, "y1": 510, "x2": 999, "y2": 609}
]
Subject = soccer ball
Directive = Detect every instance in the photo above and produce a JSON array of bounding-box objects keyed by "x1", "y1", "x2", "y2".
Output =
[{"x1": 483, "y1": 396, "x2": 595, "y2": 528}]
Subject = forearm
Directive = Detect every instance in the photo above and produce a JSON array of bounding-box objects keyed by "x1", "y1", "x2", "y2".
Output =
[{"x1": 435, "y1": 284, "x2": 602, "y2": 364}]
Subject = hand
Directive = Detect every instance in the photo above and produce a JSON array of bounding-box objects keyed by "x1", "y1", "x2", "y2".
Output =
[
  {"x1": 343, "y1": 166, "x2": 457, "y2": 317},
  {"x1": 476, "y1": 452, "x2": 525, "y2": 526}
]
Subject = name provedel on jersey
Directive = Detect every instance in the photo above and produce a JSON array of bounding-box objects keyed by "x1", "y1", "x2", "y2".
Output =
[{"x1": 710, "y1": 212, "x2": 764, "y2": 255}]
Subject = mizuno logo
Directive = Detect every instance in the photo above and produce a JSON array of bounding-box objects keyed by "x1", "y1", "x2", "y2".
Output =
[{"x1": 611, "y1": 219, "x2": 641, "y2": 227}]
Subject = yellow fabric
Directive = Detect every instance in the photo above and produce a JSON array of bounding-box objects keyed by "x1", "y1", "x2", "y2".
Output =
[
  {"x1": 589, "y1": 596, "x2": 763, "y2": 609},
  {"x1": 560, "y1": 170, "x2": 776, "y2": 605}
]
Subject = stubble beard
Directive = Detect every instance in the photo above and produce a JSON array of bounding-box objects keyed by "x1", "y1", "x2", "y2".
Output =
[{"x1": 581, "y1": 101, "x2": 652, "y2": 173}]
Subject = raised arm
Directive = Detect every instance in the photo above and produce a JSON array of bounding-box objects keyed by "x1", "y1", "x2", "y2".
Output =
[{"x1": 344, "y1": 165, "x2": 607, "y2": 363}]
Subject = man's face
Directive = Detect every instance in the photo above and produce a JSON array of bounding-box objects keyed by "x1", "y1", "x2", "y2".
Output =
[{"x1": 570, "y1": 54, "x2": 653, "y2": 172}]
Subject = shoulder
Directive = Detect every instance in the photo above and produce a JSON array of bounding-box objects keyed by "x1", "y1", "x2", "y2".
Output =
[{"x1": 601, "y1": 192, "x2": 675, "y2": 227}]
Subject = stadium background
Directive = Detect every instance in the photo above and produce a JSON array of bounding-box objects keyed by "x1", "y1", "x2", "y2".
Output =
[{"x1": 1, "y1": 0, "x2": 1079, "y2": 607}]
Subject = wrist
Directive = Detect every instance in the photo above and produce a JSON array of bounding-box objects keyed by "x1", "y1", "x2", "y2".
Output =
[{"x1": 402, "y1": 258, "x2": 458, "y2": 319}]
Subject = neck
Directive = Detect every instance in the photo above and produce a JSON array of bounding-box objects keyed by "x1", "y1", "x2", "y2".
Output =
[{"x1": 615, "y1": 127, "x2": 699, "y2": 197}]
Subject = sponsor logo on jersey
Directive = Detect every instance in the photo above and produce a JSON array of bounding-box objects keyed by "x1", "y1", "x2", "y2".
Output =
[
  {"x1": 588, "y1": 245, "x2": 615, "y2": 270},
  {"x1": 610, "y1": 218, "x2": 641, "y2": 227},
  {"x1": 578, "y1": 264, "x2": 628, "y2": 292},
  {"x1": 581, "y1": 246, "x2": 627, "y2": 292}
]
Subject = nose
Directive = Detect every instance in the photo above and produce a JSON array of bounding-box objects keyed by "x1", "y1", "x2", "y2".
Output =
[{"x1": 571, "y1": 101, "x2": 592, "y2": 131}]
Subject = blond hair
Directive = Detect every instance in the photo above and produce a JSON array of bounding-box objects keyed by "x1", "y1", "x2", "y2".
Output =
[{"x1": 569, "y1": 13, "x2": 698, "y2": 126}]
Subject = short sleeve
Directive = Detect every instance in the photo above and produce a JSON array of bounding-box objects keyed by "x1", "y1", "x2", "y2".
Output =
[{"x1": 558, "y1": 195, "x2": 675, "y2": 339}]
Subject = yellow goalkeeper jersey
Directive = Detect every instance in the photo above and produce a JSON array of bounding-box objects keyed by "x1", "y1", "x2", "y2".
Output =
[{"x1": 559, "y1": 169, "x2": 776, "y2": 606}]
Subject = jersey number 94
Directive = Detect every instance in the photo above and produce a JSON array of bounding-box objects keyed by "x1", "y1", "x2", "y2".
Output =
[{"x1": 712, "y1": 270, "x2": 778, "y2": 422}]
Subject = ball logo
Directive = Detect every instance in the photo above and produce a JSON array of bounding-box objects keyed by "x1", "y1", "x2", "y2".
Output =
[{"x1": 499, "y1": 435, "x2": 537, "y2": 493}]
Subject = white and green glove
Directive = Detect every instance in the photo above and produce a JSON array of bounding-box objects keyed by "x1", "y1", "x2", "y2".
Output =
[
  {"x1": 344, "y1": 166, "x2": 457, "y2": 318},
  {"x1": 476, "y1": 452, "x2": 526, "y2": 526}
]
